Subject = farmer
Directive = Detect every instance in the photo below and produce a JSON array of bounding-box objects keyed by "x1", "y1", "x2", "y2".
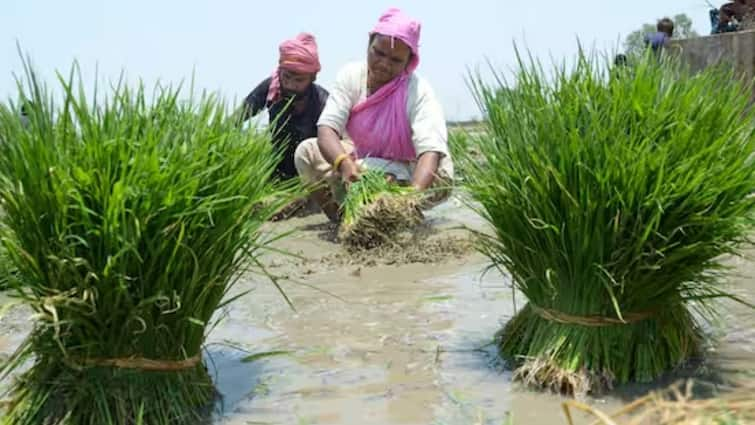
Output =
[
  {"x1": 19, "y1": 102, "x2": 31, "y2": 129},
  {"x1": 644, "y1": 17, "x2": 674, "y2": 53},
  {"x1": 610, "y1": 54, "x2": 631, "y2": 82},
  {"x1": 718, "y1": 0, "x2": 755, "y2": 31},
  {"x1": 294, "y1": 7, "x2": 454, "y2": 222},
  {"x1": 239, "y1": 33, "x2": 329, "y2": 181}
]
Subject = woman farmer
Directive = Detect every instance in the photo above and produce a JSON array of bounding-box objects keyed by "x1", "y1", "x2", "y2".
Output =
[{"x1": 294, "y1": 8, "x2": 454, "y2": 222}]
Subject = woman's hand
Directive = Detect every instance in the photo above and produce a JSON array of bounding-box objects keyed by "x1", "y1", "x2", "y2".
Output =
[
  {"x1": 338, "y1": 157, "x2": 361, "y2": 187},
  {"x1": 411, "y1": 151, "x2": 441, "y2": 190}
]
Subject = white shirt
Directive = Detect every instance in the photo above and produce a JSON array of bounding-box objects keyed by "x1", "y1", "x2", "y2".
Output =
[{"x1": 318, "y1": 62, "x2": 454, "y2": 179}]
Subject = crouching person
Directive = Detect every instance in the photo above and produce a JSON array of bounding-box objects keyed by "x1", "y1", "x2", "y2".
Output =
[{"x1": 294, "y1": 8, "x2": 453, "y2": 222}]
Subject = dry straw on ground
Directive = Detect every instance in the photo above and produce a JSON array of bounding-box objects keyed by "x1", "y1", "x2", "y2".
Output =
[{"x1": 562, "y1": 380, "x2": 755, "y2": 425}]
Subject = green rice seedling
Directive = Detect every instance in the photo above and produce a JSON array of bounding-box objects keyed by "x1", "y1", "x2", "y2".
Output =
[
  {"x1": 460, "y1": 51, "x2": 755, "y2": 395},
  {"x1": 339, "y1": 169, "x2": 423, "y2": 249},
  {"x1": 448, "y1": 130, "x2": 471, "y2": 184},
  {"x1": 0, "y1": 60, "x2": 300, "y2": 424}
]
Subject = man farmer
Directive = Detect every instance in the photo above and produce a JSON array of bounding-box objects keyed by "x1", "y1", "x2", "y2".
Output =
[
  {"x1": 294, "y1": 8, "x2": 454, "y2": 222},
  {"x1": 240, "y1": 33, "x2": 329, "y2": 181}
]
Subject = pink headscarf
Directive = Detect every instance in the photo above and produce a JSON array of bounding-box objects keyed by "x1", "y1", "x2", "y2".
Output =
[
  {"x1": 345, "y1": 8, "x2": 421, "y2": 162},
  {"x1": 267, "y1": 33, "x2": 322, "y2": 103}
]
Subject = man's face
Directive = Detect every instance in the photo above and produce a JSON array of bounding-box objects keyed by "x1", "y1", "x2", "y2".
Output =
[
  {"x1": 279, "y1": 69, "x2": 314, "y2": 100},
  {"x1": 367, "y1": 34, "x2": 411, "y2": 90}
]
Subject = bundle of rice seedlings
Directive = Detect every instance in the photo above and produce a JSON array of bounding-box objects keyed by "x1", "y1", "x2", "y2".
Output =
[
  {"x1": 460, "y1": 52, "x2": 755, "y2": 395},
  {"x1": 0, "y1": 62, "x2": 298, "y2": 424},
  {"x1": 339, "y1": 169, "x2": 423, "y2": 249},
  {"x1": 0, "y1": 246, "x2": 14, "y2": 292}
]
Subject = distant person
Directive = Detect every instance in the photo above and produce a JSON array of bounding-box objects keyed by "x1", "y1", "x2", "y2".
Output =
[
  {"x1": 294, "y1": 8, "x2": 454, "y2": 222},
  {"x1": 717, "y1": 0, "x2": 755, "y2": 32},
  {"x1": 710, "y1": 7, "x2": 737, "y2": 33},
  {"x1": 19, "y1": 103, "x2": 30, "y2": 129},
  {"x1": 611, "y1": 53, "x2": 631, "y2": 81},
  {"x1": 18, "y1": 101, "x2": 34, "y2": 129},
  {"x1": 239, "y1": 33, "x2": 329, "y2": 181},
  {"x1": 644, "y1": 17, "x2": 674, "y2": 54}
]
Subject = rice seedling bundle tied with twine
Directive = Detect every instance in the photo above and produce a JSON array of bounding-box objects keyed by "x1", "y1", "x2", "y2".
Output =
[
  {"x1": 460, "y1": 53, "x2": 755, "y2": 395},
  {"x1": 339, "y1": 169, "x2": 423, "y2": 249},
  {"x1": 0, "y1": 62, "x2": 298, "y2": 424}
]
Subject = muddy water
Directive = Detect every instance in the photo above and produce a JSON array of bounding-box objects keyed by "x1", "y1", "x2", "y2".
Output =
[{"x1": 1, "y1": 198, "x2": 754, "y2": 424}]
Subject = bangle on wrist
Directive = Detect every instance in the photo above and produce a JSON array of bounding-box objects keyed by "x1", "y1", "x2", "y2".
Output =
[{"x1": 333, "y1": 153, "x2": 349, "y2": 172}]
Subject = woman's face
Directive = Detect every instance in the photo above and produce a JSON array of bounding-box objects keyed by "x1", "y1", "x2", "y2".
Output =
[{"x1": 367, "y1": 34, "x2": 411, "y2": 90}]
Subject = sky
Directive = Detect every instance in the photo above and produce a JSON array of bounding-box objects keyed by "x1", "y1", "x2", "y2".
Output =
[{"x1": 1, "y1": 1, "x2": 713, "y2": 121}]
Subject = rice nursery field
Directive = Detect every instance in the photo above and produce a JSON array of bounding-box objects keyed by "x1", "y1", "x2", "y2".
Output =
[{"x1": 0, "y1": 52, "x2": 753, "y2": 425}]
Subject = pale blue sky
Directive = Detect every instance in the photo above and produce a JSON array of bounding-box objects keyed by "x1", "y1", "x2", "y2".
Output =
[{"x1": 2, "y1": 1, "x2": 713, "y2": 120}]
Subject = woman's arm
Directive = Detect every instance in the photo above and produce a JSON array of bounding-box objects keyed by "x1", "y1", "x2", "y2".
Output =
[
  {"x1": 411, "y1": 151, "x2": 440, "y2": 190},
  {"x1": 409, "y1": 78, "x2": 448, "y2": 189},
  {"x1": 317, "y1": 125, "x2": 360, "y2": 183}
]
